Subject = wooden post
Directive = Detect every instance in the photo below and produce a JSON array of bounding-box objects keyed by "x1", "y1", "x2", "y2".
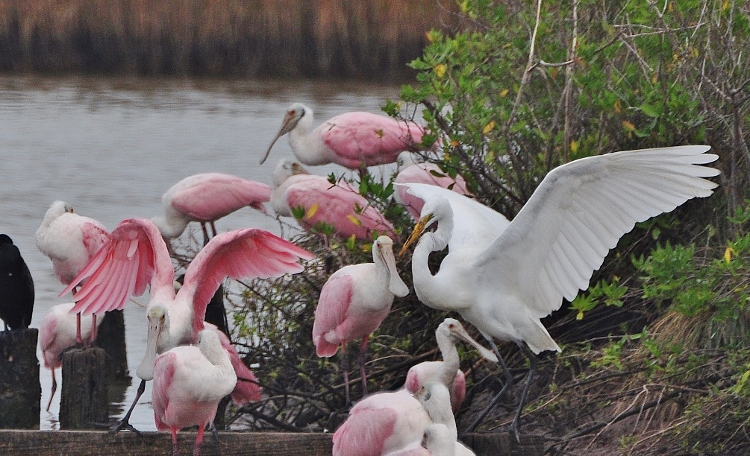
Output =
[
  {"x1": 0, "y1": 328, "x2": 41, "y2": 429},
  {"x1": 59, "y1": 347, "x2": 108, "y2": 430},
  {"x1": 96, "y1": 310, "x2": 130, "y2": 382}
]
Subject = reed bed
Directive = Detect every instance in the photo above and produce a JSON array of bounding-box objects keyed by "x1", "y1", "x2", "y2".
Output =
[{"x1": 0, "y1": 0, "x2": 458, "y2": 79}]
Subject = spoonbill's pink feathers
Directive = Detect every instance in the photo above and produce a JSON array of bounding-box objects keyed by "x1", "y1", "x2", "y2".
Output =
[
  {"x1": 153, "y1": 172, "x2": 271, "y2": 239},
  {"x1": 272, "y1": 160, "x2": 395, "y2": 240},
  {"x1": 36, "y1": 200, "x2": 110, "y2": 287},
  {"x1": 152, "y1": 329, "x2": 237, "y2": 456},
  {"x1": 65, "y1": 218, "x2": 314, "y2": 330},
  {"x1": 262, "y1": 103, "x2": 427, "y2": 171}
]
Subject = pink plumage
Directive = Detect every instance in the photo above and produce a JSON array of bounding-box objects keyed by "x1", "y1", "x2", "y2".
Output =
[
  {"x1": 262, "y1": 103, "x2": 428, "y2": 173},
  {"x1": 405, "y1": 364, "x2": 466, "y2": 413},
  {"x1": 312, "y1": 236, "x2": 408, "y2": 402},
  {"x1": 394, "y1": 153, "x2": 473, "y2": 221},
  {"x1": 332, "y1": 389, "x2": 432, "y2": 456},
  {"x1": 213, "y1": 324, "x2": 262, "y2": 406},
  {"x1": 152, "y1": 329, "x2": 237, "y2": 456},
  {"x1": 152, "y1": 172, "x2": 271, "y2": 240},
  {"x1": 272, "y1": 160, "x2": 395, "y2": 240},
  {"x1": 36, "y1": 201, "x2": 110, "y2": 287},
  {"x1": 62, "y1": 218, "x2": 313, "y2": 431},
  {"x1": 39, "y1": 302, "x2": 104, "y2": 411}
]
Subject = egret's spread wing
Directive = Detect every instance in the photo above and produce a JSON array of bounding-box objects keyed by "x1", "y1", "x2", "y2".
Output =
[
  {"x1": 400, "y1": 183, "x2": 510, "y2": 252},
  {"x1": 475, "y1": 145, "x2": 719, "y2": 317}
]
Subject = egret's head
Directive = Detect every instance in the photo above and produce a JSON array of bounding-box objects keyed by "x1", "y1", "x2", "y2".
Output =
[{"x1": 261, "y1": 102, "x2": 309, "y2": 165}]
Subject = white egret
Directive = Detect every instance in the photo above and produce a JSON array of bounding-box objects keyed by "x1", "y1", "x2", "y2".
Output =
[{"x1": 398, "y1": 145, "x2": 720, "y2": 436}]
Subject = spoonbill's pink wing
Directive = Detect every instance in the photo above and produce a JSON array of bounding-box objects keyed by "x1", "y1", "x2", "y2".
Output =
[
  {"x1": 171, "y1": 173, "x2": 271, "y2": 220},
  {"x1": 80, "y1": 220, "x2": 110, "y2": 257},
  {"x1": 179, "y1": 228, "x2": 314, "y2": 335},
  {"x1": 332, "y1": 405, "x2": 395, "y2": 456},
  {"x1": 152, "y1": 350, "x2": 177, "y2": 431},
  {"x1": 312, "y1": 273, "x2": 354, "y2": 357},
  {"x1": 64, "y1": 219, "x2": 175, "y2": 316},
  {"x1": 321, "y1": 112, "x2": 426, "y2": 168},
  {"x1": 285, "y1": 177, "x2": 395, "y2": 240}
]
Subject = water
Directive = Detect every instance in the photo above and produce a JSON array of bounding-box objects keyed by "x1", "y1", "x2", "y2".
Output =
[{"x1": 0, "y1": 75, "x2": 405, "y2": 430}]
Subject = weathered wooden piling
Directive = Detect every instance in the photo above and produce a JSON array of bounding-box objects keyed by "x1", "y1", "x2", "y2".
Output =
[
  {"x1": 0, "y1": 430, "x2": 545, "y2": 455},
  {"x1": 59, "y1": 347, "x2": 108, "y2": 430},
  {"x1": 96, "y1": 310, "x2": 129, "y2": 382},
  {"x1": 0, "y1": 328, "x2": 41, "y2": 429}
]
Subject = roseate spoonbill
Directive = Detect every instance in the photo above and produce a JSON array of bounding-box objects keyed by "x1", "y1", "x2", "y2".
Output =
[
  {"x1": 39, "y1": 302, "x2": 104, "y2": 411},
  {"x1": 36, "y1": 200, "x2": 109, "y2": 345},
  {"x1": 152, "y1": 172, "x2": 271, "y2": 245},
  {"x1": 272, "y1": 160, "x2": 395, "y2": 241},
  {"x1": 0, "y1": 234, "x2": 34, "y2": 331},
  {"x1": 405, "y1": 318, "x2": 498, "y2": 413},
  {"x1": 399, "y1": 146, "x2": 720, "y2": 437},
  {"x1": 394, "y1": 152, "x2": 473, "y2": 221},
  {"x1": 152, "y1": 329, "x2": 237, "y2": 456},
  {"x1": 414, "y1": 383, "x2": 475, "y2": 456},
  {"x1": 313, "y1": 235, "x2": 408, "y2": 403},
  {"x1": 312, "y1": 236, "x2": 409, "y2": 404},
  {"x1": 63, "y1": 218, "x2": 313, "y2": 431},
  {"x1": 261, "y1": 102, "x2": 427, "y2": 176},
  {"x1": 332, "y1": 388, "x2": 432, "y2": 456}
]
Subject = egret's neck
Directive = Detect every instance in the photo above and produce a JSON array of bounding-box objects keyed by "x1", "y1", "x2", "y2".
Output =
[{"x1": 411, "y1": 218, "x2": 453, "y2": 308}]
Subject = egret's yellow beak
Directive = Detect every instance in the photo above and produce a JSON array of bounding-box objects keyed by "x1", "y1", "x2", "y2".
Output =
[{"x1": 399, "y1": 213, "x2": 434, "y2": 256}]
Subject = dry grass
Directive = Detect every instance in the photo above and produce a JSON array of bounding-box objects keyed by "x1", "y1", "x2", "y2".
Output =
[{"x1": 0, "y1": 0, "x2": 459, "y2": 78}]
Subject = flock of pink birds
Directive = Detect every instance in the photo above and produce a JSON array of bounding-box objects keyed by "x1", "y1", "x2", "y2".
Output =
[
  {"x1": 28, "y1": 100, "x2": 720, "y2": 456},
  {"x1": 32, "y1": 103, "x2": 478, "y2": 456}
]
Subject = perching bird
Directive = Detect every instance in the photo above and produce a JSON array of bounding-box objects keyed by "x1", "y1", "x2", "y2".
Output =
[
  {"x1": 332, "y1": 388, "x2": 432, "y2": 456},
  {"x1": 39, "y1": 302, "x2": 104, "y2": 411},
  {"x1": 36, "y1": 200, "x2": 109, "y2": 345},
  {"x1": 0, "y1": 234, "x2": 35, "y2": 331},
  {"x1": 152, "y1": 172, "x2": 271, "y2": 245},
  {"x1": 152, "y1": 329, "x2": 237, "y2": 456},
  {"x1": 271, "y1": 160, "x2": 396, "y2": 241},
  {"x1": 261, "y1": 102, "x2": 428, "y2": 176},
  {"x1": 63, "y1": 218, "x2": 313, "y2": 432},
  {"x1": 413, "y1": 382, "x2": 475, "y2": 456},
  {"x1": 404, "y1": 318, "x2": 498, "y2": 413},
  {"x1": 399, "y1": 146, "x2": 720, "y2": 436},
  {"x1": 313, "y1": 235, "x2": 408, "y2": 403},
  {"x1": 394, "y1": 152, "x2": 473, "y2": 221}
]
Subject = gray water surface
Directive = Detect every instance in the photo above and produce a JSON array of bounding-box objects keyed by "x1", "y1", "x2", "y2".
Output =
[{"x1": 0, "y1": 75, "x2": 404, "y2": 430}]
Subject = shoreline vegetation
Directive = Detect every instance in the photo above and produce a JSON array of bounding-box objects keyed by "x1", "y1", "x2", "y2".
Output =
[{"x1": 0, "y1": 0, "x2": 459, "y2": 80}]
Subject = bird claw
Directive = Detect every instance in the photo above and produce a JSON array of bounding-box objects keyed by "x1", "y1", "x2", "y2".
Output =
[{"x1": 110, "y1": 419, "x2": 141, "y2": 435}]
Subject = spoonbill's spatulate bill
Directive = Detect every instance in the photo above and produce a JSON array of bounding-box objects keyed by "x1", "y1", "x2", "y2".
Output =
[{"x1": 398, "y1": 145, "x2": 720, "y2": 436}]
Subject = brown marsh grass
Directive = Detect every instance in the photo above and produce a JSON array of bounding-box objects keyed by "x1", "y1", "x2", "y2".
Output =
[{"x1": 0, "y1": 0, "x2": 458, "y2": 79}]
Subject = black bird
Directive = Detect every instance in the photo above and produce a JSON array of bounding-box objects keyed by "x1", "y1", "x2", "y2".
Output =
[{"x1": 0, "y1": 234, "x2": 35, "y2": 331}]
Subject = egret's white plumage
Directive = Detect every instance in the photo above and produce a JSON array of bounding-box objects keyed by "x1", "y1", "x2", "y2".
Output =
[{"x1": 399, "y1": 145, "x2": 720, "y2": 432}]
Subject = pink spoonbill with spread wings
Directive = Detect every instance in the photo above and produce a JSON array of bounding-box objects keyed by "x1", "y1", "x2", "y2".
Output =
[
  {"x1": 313, "y1": 235, "x2": 408, "y2": 404},
  {"x1": 261, "y1": 103, "x2": 428, "y2": 176},
  {"x1": 39, "y1": 302, "x2": 104, "y2": 412},
  {"x1": 62, "y1": 218, "x2": 314, "y2": 432},
  {"x1": 36, "y1": 200, "x2": 109, "y2": 346},
  {"x1": 271, "y1": 160, "x2": 395, "y2": 241},
  {"x1": 152, "y1": 329, "x2": 237, "y2": 456},
  {"x1": 152, "y1": 172, "x2": 271, "y2": 245},
  {"x1": 394, "y1": 152, "x2": 473, "y2": 221}
]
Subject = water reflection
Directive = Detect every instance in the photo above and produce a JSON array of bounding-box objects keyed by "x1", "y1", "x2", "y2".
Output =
[{"x1": 0, "y1": 75, "x2": 405, "y2": 430}]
